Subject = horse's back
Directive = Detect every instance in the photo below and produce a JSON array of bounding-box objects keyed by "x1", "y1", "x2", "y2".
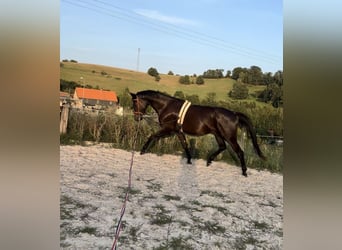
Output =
[
  {"x1": 181, "y1": 105, "x2": 217, "y2": 135},
  {"x1": 182, "y1": 105, "x2": 238, "y2": 135}
]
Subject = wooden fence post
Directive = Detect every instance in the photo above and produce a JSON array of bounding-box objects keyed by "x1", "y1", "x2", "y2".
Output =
[{"x1": 60, "y1": 104, "x2": 69, "y2": 134}]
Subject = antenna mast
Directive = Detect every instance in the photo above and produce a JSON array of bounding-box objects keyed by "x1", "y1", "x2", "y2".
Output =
[{"x1": 136, "y1": 48, "x2": 140, "y2": 72}]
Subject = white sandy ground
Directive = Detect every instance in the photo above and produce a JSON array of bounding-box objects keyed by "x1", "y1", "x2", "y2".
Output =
[{"x1": 60, "y1": 144, "x2": 283, "y2": 249}]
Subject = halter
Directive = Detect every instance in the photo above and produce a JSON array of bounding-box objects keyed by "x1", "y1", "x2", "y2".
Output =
[{"x1": 133, "y1": 97, "x2": 144, "y2": 116}]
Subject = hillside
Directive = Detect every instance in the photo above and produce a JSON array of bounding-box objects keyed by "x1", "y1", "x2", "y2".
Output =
[{"x1": 60, "y1": 62, "x2": 266, "y2": 102}]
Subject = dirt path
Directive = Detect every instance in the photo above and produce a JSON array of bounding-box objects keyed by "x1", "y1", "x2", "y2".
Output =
[{"x1": 60, "y1": 144, "x2": 283, "y2": 249}]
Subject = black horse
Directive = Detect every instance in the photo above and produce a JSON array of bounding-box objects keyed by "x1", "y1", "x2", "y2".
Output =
[{"x1": 130, "y1": 90, "x2": 265, "y2": 177}]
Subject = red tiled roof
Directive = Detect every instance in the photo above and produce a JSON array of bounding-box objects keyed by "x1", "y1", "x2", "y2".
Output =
[{"x1": 74, "y1": 87, "x2": 118, "y2": 102}]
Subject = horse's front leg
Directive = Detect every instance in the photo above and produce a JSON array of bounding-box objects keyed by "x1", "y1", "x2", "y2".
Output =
[
  {"x1": 140, "y1": 129, "x2": 172, "y2": 154},
  {"x1": 176, "y1": 132, "x2": 192, "y2": 164}
]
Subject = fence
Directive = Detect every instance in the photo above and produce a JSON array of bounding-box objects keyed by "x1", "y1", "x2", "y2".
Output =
[{"x1": 60, "y1": 104, "x2": 69, "y2": 134}]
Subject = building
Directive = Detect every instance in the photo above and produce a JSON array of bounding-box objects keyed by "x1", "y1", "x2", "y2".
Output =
[
  {"x1": 73, "y1": 87, "x2": 118, "y2": 109},
  {"x1": 60, "y1": 91, "x2": 71, "y2": 107}
]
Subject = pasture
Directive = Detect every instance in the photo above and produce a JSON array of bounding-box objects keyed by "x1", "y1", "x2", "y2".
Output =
[{"x1": 60, "y1": 62, "x2": 266, "y2": 102}]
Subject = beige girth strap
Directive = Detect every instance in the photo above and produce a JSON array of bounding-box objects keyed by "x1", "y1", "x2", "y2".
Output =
[{"x1": 177, "y1": 100, "x2": 191, "y2": 126}]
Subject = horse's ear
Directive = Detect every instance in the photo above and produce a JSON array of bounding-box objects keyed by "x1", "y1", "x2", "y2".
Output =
[{"x1": 130, "y1": 92, "x2": 136, "y2": 99}]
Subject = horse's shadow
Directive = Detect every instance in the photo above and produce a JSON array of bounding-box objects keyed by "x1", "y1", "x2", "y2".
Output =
[
  {"x1": 177, "y1": 157, "x2": 200, "y2": 199},
  {"x1": 184, "y1": 138, "x2": 240, "y2": 167}
]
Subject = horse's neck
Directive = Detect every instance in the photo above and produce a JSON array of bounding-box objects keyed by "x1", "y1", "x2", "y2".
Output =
[{"x1": 147, "y1": 95, "x2": 173, "y2": 115}]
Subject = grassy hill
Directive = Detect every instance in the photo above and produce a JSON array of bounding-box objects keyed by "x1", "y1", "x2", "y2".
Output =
[{"x1": 60, "y1": 61, "x2": 266, "y2": 102}]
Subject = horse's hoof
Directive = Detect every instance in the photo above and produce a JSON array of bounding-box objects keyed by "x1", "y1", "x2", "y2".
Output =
[
  {"x1": 140, "y1": 151, "x2": 145, "y2": 155},
  {"x1": 187, "y1": 160, "x2": 192, "y2": 164},
  {"x1": 206, "y1": 161, "x2": 211, "y2": 167},
  {"x1": 242, "y1": 172, "x2": 248, "y2": 177}
]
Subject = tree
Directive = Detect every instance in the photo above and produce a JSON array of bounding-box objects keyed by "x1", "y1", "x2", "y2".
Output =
[
  {"x1": 118, "y1": 87, "x2": 132, "y2": 108},
  {"x1": 60, "y1": 79, "x2": 81, "y2": 92},
  {"x1": 248, "y1": 65, "x2": 263, "y2": 84},
  {"x1": 179, "y1": 75, "x2": 190, "y2": 84},
  {"x1": 263, "y1": 72, "x2": 274, "y2": 85},
  {"x1": 229, "y1": 82, "x2": 249, "y2": 99},
  {"x1": 238, "y1": 72, "x2": 247, "y2": 83},
  {"x1": 147, "y1": 67, "x2": 159, "y2": 77},
  {"x1": 167, "y1": 70, "x2": 174, "y2": 75},
  {"x1": 195, "y1": 75, "x2": 205, "y2": 85},
  {"x1": 273, "y1": 70, "x2": 283, "y2": 86},
  {"x1": 202, "y1": 69, "x2": 224, "y2": 79},
  {"x1": 225, "y1": 70, "x2": 231, "y2": 78},
  {"x1": 258, "y1": 83, "x2": 282, "y2": 107},
  {"x1": 232, "y1": 67, "x2": 246, "y2": 80},
  {"x1": 232, "y1": 66, "x2": 265, "y2": 84}
]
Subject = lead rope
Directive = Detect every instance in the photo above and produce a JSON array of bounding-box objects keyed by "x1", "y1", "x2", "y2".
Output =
[{"x1": 111, "y1": 112, "x2": 141, "y2": 250}]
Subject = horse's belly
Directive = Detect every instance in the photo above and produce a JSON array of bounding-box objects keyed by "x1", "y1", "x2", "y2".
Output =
[{"x1": 182, "y1": 123, "x2": 211, "y2": 136}]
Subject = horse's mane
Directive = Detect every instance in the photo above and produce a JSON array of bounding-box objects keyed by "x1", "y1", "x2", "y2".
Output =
[{"x1": 137, "y1": 90, "x2": 183, "y2": 101}]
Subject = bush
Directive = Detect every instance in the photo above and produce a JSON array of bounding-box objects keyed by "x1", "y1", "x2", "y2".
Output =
[
  {"x1": 179, "y1": 75, "x2": 190, "y2": 85},
  {"x1": 174, "y1": 91, "x2": 185, "y2": 99},
  {"x1": 258, "y1": 83, "x2": 283, "y2": 107},
  {"x1": 60, "y1": 79, "x2": 82, "y2": 92},
  {"x1": 196, "y1": 75, "x2": 205, "y2": 85},
  {"x1": 61, "y1": 99, "x2": 283, "y2": 173},
  {"x1": 229, "y1": 82, "x2": 249, "y2": 99}
]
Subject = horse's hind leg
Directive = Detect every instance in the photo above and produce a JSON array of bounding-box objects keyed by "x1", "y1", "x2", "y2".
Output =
[
  {"x1": 228, "y1": 137, "x2": 247, "y2": 177},
  {"x1": 207, "y1": 135, "x2": 226, "y2": 166},
  {"x1": 176, "y1": 132, "x2": 192, "y2": 164}
]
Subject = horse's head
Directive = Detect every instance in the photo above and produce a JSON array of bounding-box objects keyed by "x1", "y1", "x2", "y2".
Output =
[{"x1": 130, "y1": 92, "x2": 148, "y2": 121}]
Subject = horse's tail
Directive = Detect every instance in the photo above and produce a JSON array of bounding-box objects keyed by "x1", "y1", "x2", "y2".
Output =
[{"x1": 236, "y1": 112, "x2": 266, "y2": 160}]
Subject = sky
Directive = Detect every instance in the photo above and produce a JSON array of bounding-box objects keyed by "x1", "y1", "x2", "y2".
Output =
[{"x1": 60, "y1": 0, "x2": 283, "y2": 76}]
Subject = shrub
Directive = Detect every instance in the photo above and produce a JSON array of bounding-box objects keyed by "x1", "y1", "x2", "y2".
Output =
[
  {"x1": 229, "y1": 82, "x2": 249, "y2": 99},
  {"x1": 174, "y1": 91, "x2": 185, "y2": 99},
  {"x1": 179, "y1": 75, "x2": 190, "y2": 85},
  {"x1": 61, "y1": 100, "x2": 283, "y2": 172},
  {"x1": 196, "y1": 75, "x2": 205, "y2": 85}
]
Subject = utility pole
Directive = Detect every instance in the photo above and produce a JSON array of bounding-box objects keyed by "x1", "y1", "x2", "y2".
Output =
[{"x1": 136, "y1": 48, "x2": 140, "y2": 72}]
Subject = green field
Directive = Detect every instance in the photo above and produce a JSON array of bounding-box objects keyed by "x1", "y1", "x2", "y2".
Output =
[{"x1": 60, "y1": 62, "x2": 266, "y2": 102}]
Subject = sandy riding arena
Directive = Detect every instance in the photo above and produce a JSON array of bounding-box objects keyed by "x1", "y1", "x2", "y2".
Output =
[{"x1": 60, "y1": 144, "x2": 283, "y2": 249}]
